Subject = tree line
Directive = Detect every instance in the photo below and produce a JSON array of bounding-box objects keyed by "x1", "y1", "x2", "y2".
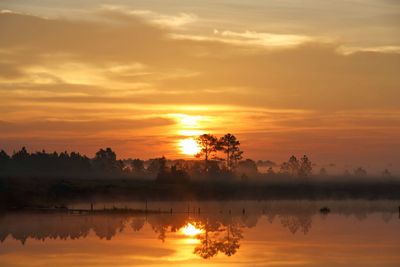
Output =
[
  {"x1": 0, "y1": 147, "x2": 122, "y2": 176},
  {"x1": 5, "y1": 132, "x2": 380, "y2": 181},
  {"x1": 0, "y1": 133, "x2": 245, "y2": 179}
]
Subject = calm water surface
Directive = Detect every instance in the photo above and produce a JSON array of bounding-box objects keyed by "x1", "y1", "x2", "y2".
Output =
[{"x1": 0, "y1": 200, "x2": 399, "y2": 267}]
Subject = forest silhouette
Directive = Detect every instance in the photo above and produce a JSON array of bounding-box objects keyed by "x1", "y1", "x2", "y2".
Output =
[{"x1": 1, "y1": 133, "x2": 400, "y2": 209}]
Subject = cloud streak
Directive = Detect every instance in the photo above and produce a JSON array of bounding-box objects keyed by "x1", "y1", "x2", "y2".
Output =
[{"x1": 100, "y1": 5, "x2": 198, "y2": 28}]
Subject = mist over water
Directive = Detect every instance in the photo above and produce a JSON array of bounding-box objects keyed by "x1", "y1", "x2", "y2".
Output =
[{"x1": 1, "y1": 200, "x2": 399, "y2": 267}]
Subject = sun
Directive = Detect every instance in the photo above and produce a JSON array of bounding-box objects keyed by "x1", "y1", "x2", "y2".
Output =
[
  {"x1": 179, "y1": 138, "x2": 201, "y2": 156},
  {"x1": 181, "y1": 223, "x2": 203, "y2": 236}
]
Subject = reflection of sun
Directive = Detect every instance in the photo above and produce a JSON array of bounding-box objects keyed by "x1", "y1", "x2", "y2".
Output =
[
  {"x1": 179, "y1": 138, "x2": 201, "y2": 156},
  {"x1": 181, "y1": 223, "x2": 203, "y2": 236}
]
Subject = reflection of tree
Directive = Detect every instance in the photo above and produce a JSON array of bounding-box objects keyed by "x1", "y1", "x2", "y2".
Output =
[
  {"x1": 219, "y1": 223, "x2": 243, "y2": 256},
  {"x1": 92, "y1": 216, "x2": 126, "y2": 240},
  {"x1": 270, "y1": 203, "x2": 314, "y2": 235},
  {"x1": 194, "y1": 226, "x2": 219, "y2": 259},
  {"x1": 131, "y1": 217, "x2": 145, "y2": 232},
  {"x1": 152, "y1": 224, "x2": 168, "y2": 242},
  {"x1": 0, "y1": 213, "x2": 128, "y2": 244},
  {"x1": 138, "y1": 213, "x2": 246, "y2": 258},
  {"x1": 262, "y1": 201, "x2": 314, "y2": 235},
  {"x1": 194, "y1": 219, "x2": 244, "y2": 259},
  {"x1": 146, "y1": 213, "x2": 188, "y2": 242},
  {"x1": 280, "y1": 214, "x2": 312, "y2": 234},
  {"x1": 1, "y1": 201, "x2": 397, "y2": 254}
]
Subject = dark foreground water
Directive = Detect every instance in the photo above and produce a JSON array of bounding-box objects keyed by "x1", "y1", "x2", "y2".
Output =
[{"x1": 0, "y1": 200, "x2": 399, "y2": 266}]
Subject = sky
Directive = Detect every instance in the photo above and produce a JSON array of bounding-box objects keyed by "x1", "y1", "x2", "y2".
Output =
[{"x1": 0, "y1": 0, "x2": 399, "y2": 173}]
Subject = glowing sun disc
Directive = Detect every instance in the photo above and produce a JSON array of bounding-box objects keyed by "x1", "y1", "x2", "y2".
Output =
[{"x1": 179, "y1": 138, "x2": 200, "y2": 155}]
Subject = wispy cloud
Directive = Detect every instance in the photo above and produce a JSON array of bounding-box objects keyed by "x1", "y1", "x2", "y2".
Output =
[
  {"x1": 338, "y1": 45, "x2": 400, "y2": 55},
  {"x1": 100, "y1": 5, "x2": 197, "y2": 28},
  {"x1": 213, "y1": 29, "x2": 314, "y2": 48}
]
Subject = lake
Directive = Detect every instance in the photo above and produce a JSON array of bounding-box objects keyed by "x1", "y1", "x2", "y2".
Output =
[{"x1": 1, "y1": 200, "x2": 399, "y2": 266}]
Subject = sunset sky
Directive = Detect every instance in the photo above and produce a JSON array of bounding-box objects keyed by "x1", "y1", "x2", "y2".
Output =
[{"x1": 0, "y1": 0, "x2": 399, "y2": 173}]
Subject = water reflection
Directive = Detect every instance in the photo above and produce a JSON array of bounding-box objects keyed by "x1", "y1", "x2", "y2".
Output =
[
  {"x1": 195, "y1": 219, "x2": 243, "y2": 258},
  {"x1": 0, "y1": 201, "x2": 398, "y2": 260}
]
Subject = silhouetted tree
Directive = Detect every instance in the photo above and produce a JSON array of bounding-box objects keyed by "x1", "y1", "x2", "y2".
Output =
[
  {"x1": 131, "y1": 159, "x2": 145, "y2": 173},
  {"x1": 236, "y1": 159, "x2": 258, "y2": 177},
  {"x1": 12, "y1": 147, "x2": 29, "y2": 162},
  {"x1": 354, "y1": 167, "x2": 367, "y2": 177},
  {"x1": 147, "y1": 157, "x2": 167, "y2": 176},
  {"x1": 68, "y1": 151, "x2": 91, "y2": 173},
  {"x1": 207, "y1": 160, "x2": 222, "y2": 176},
  {"x1": 196, "y1": 134, "x2": 218, "y2": 171},
  {"x1": 288, "y1": 155, "x2": 300, "y2": 176},
  {"x1": 299, "y1": 155, "x2": 312, "y2": 177},
  {"x1": 0, "y1": 150, "x2": 10, "y2": 171},
  {"x1": 280, "y1": 161, "x2": 290, "y2": 174},
  {"x1": 219, "y1": 134, "x2": 243, "y2": 171},
  {"x1": 0, "y1": 150, "x2": 10, "y2": 160},
  {"x1": 156, "y1": 164, "x2": 190, "y2": 183},
  {"x1": 280, "y1": 155, "x2": 312, "y2": 177},
  {"x1": 93, "y1": 148, "x2": 122, "y2": 173},
  {"x1": 280, "y1": 156, "x2": 298, "y2": 175}
]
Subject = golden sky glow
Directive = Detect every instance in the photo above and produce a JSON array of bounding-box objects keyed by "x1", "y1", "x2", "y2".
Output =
[{"x1": 0, "y1": 0, "x2": 399, "y2": 173}]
